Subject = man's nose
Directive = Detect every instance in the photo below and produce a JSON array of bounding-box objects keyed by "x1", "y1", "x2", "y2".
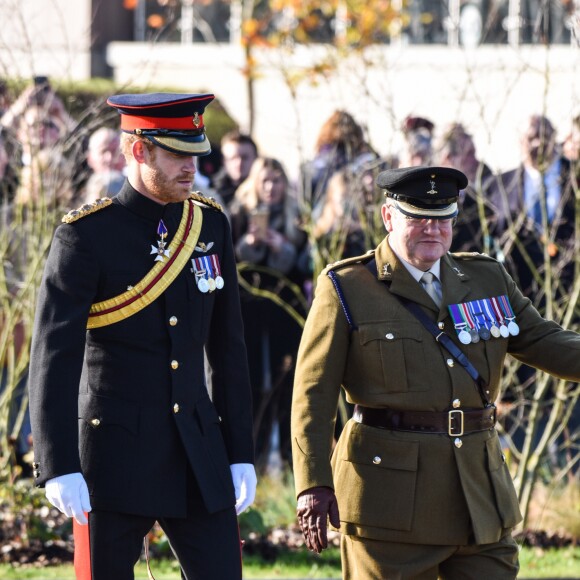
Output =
[{"x1": 182, "y1": 157, "x2": 197, "y2": 173}]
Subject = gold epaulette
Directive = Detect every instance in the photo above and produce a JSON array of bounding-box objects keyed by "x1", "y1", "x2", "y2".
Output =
[
  {"x1": 189, "y1": 192, "x2": 223, "y2": 212},
  {"x1": 62, "y1": 197, "x2": 113, "y2": 224},
  {"x1": 324, "y1": 250, "x2": 375, "y2": 274}
]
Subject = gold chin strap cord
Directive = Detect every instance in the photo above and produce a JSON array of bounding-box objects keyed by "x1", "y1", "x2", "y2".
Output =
[{"x1": 87, "y1": 199, "x2": 203, "y2": 329}]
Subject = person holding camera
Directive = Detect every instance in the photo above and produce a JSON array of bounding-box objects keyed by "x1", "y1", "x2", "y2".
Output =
[{"x1": 229, "y1": 157, "x2": 307, "y2": 468}]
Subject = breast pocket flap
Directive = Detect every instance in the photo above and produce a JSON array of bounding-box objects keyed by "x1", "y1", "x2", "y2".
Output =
[{"x1": 359, "y1": 321, "x2": 423, "y2": 346}]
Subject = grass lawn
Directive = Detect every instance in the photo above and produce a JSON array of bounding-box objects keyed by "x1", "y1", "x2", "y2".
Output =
[{"x1": 0, "y1": 546, "x2": 579, "y2": 579}]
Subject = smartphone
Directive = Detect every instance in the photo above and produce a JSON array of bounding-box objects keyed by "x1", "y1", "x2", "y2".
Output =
[
  {"x1": 250, "y1": 207, "x2": 269, "y2": 238},
  {"x1": 33, "y1": 75, "x2": 49, "y2": 87},
  {"x1": 32, "y1": 76, "x2": 51, "y2": 105}
]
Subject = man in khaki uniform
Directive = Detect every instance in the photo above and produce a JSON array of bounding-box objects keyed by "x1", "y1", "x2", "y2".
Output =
[{"x1": 291, "y1": 166, "x2": 580, "y2": 579}]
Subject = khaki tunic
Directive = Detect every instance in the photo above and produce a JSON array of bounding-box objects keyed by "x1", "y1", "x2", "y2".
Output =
[{"x1": 291, "y1": 236, "x2": 580, "y2": 546}]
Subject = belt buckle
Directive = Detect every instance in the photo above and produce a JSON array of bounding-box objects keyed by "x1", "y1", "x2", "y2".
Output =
[{"x1": 448, "y1": 409, "x2": 464, "y2": 436}]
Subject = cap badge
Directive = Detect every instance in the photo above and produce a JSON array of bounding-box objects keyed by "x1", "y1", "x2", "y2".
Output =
[
  {"x1": 427, "y1": 176, "x2": 438, "y2": 195},
  {"x1": 192, "y1": 112, "x2": 200, "y2": 128}
]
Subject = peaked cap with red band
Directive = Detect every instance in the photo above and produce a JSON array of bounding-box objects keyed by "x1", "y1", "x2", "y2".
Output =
[{"x1": 107, "y1": 92, "x2": 214, "y2": 156}]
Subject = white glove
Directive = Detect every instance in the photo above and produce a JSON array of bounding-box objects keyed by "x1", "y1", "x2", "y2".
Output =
[
  {"x1": 230, "y1": 463, "x2": 257, "y2": 515},
  {"x1": 45, "y1": 472, "x2": 92, "y2": 525}
]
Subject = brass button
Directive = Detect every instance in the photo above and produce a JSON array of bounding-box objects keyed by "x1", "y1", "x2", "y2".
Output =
[
  {"x1": 90, "y1": 418, "x2": 101, "y2": 427},
  {"x1": 171, "y1": 360, "x2": 179, "y2": 370},
  {"x1": 373, "y1": 456, "x2": 382, "y2": 465},
  {"x1": 33, "y1": 469, "x2": 40, "y2": 478},
  {"x1": 502, "y1": 453, "x2": 506, "y2": 463},
  {"x1": 452, "y1": 398, "x2": 461, "y2": 409},
  {"x1": 385, "y1": 333, "x2": 394, "y2": 340},
  {"x1": 454, "y1": 438, "x2": 463, "y2": 448},
  {"x1": 32, "y1": 462, "x2": 39, "y2": 468},
  {"x1": 446, "y1": 358, "x2": 454, "y2": 367},
  {"x1": 169, "y1": 316, "x2": 178, "y2": 326},
  {"x1": 173, "y1": 403, "x2": 180, "y2": 414},
  {"x1": 438, "y1": 321, "x2": 445, "y2": 330}
]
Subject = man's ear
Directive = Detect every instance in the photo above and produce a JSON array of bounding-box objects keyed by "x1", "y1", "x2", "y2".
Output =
[
  {"x1": 132, "y1": 139, "x2": 148, "y2": 164},
  {"x1": 381, "y1": 203, "x2": 393, "y2": 232}
]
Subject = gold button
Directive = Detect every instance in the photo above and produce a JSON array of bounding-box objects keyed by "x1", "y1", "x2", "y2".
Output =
[
  {"x1": 447, "y1": 358, "x2": 454, "y2": 367},
  {"x1": 90, "y1": 418, "x2": 101, "y2": 427},
  {"x1": 452, "y1": 398, "x2": 461, "y2": 409},
  {"x1": 373, "y1": 456, "x2": 381, "y2": 465},
  {"x1": 173, "y1": 403, "x2": 180, "y2": 414},
  {"x1": 454, "y1": 438, "x2": 463, "y2": 448},
  {"x1": 171, "y1": 360, "x2": 179, "y2": 370},
  {"x1": 385, "y1": 333, "x2": 394, "y2": 340},
  {"x1": 169, "y1": 316, "x2": 178, "y2": 326},
  {"x1": 438, "y1": 321, "x2": 445, "y2": 330}
]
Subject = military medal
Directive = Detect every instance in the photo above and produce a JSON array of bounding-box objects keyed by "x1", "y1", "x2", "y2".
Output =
[
  {"x1": 499, "y1": 295, "x2": 520, "y2": 336},
  {"x1": 490, "y1": 296, "x2": 510, "y2": 337},
  {"x1": 460, "y1": 302, "x2": 479, "y2": 343},
  {"x1": 190, "y1": 255, "x2": 224, "y2": 294},
  {"x1": 448, "y1": 304, "x2": 471, "y2": 344},
  {"x1": 481, "y1": 299, "x2": 501, "y2": 338},
  {"x1": 151, "y1": 219, "x2": 171, "y2": 262},
  {"x1": 190, "y1": 257, "x2": 209, "y2": 293},
  {"x1": 210, "y1": 254, "x2": 225, "y2": 289},
  {"x1": 469, "y1": 300, "x2": 491, "y2": 341},
  {"x1": 200, "y1": 256, "x2": 216, "y2": 291}
]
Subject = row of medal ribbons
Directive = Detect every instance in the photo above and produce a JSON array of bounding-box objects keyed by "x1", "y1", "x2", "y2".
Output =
[
  {"x1": 190, "y1": 254, "x2": 224, "y2": 294},
  {"x1": 448, "y1": 295, "x2": 520, "y2": 345}
]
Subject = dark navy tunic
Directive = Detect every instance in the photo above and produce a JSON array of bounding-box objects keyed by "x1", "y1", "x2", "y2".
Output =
[{"x1": 29, "y1": 181, "x2": 254, "y2": 517}]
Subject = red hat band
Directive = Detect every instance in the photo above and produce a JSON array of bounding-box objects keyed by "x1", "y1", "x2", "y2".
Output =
[{"x1": 120, "y1": 112, "x2": 204, "y2": 133}]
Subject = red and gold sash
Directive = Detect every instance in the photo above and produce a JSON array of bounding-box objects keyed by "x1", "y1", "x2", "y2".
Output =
[{"x1": 87, "y1": 199, "x2": 202, "y2": 329}]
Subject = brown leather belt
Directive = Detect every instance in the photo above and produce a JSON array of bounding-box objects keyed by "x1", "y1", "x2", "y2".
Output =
[{"x1": 353, "y1": 404, "x2": 496, "y2": 436}]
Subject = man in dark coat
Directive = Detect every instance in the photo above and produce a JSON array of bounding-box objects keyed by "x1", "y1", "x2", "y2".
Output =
[
  {"x1": 291, "y1": 166, "x2": 580, "y2": 579},
  {"x1": 28, "y1": 92, "x2": 256, "y2": 579},
  {"x1": 488, "y1": 114, "x2": 576, "y2": 299}
]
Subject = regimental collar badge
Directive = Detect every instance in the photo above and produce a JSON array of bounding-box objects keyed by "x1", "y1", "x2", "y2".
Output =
[
  {"x1": 452, "y1": 266, "x2": 465, "y2": 278},
  {"x1": 427, "y1": 174, "x2": 438, "y2": 195},
  {"x1": 195, "y1": 241, "x2": 214, "y2": 253},
  {"x1": 382, "y1": 263, "x2": 392, "y2": 277},
  {"x1": 151, "y1": 219, "x2": 171, "y2": 262}
]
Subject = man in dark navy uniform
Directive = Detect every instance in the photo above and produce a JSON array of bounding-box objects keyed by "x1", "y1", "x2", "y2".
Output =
[{"x1": 28, "y1": 93, "x2": 256, "y2": 579}]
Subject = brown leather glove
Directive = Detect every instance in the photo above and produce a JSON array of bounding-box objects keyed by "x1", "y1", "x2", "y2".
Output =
[{"x1": 296, "y1": 486, "x2": 340, "y2": 553}]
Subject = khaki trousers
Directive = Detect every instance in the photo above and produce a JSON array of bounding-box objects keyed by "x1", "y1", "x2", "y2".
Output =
[{"x1": 341, "y1": 532, "x2": 519, "y2": 580}]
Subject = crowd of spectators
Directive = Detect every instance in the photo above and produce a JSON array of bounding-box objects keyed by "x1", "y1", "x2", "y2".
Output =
[{"x1": 0, "y1": 78, "x2": 578, "y2": 470}]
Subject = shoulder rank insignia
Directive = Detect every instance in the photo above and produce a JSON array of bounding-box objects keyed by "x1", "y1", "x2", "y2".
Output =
[
  {"x1": 452, "y1": 251, "x2": 495, "y2": 262},
  {"x1": 189, "y1": 192, "x2": 223, "y2": 212},
  {"x1": 325, "y1": 250, "x2": 375, "y2": 274},
  {"x1": 62, "y1": 197, "x2": 113, "y2": 224}
]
